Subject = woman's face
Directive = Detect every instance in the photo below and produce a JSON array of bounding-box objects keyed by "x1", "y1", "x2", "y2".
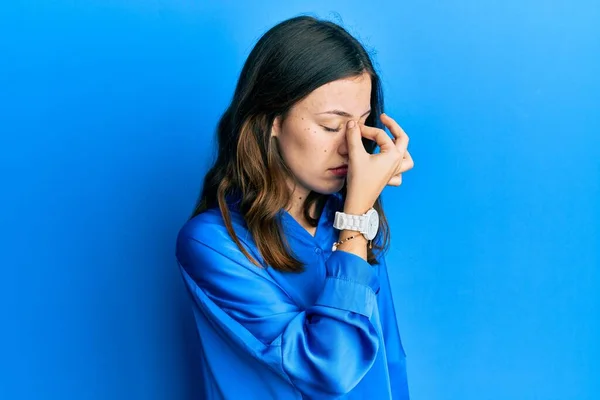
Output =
[{"x1": 272, "y1": 72, "x2": 372, "y2": 199}]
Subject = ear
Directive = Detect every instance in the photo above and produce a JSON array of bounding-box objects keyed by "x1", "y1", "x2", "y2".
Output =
[{"x1": 271, "y1": 115, "x2": 282, "y2": 138}]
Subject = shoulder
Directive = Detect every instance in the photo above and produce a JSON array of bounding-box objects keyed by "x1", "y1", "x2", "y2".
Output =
[
  {"x1": 178, "y1": 207, "x2": 246, "y2": 245},
  {"x1": 177, "y1": 207, "x2": 253, "y2": 250},
  {"x1": 176, "y1": 207, "x2": 269, "y2": 281}
]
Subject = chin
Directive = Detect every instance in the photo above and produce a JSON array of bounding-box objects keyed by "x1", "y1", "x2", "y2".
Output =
[{"x1": 310, "y1": 180, "x2": 346, "y2": 195}]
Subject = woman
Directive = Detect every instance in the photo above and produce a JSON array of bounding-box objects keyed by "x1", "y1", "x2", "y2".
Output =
[{"x1": 176, "y1": 15, "x2": 414, "y2": 399}]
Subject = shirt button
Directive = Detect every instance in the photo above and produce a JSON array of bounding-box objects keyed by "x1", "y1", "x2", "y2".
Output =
[{"x1": 314, "y1": 247, "x2": 322, "y2": 255}]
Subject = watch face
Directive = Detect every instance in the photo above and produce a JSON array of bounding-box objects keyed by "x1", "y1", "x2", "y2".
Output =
[{"x1": 367, "y1": 210, "x2": 379, "y2": 239}]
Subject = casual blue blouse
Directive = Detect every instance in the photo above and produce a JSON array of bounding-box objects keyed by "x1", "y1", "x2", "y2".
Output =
[{"x1": 175, "y1": 193, "x2": 410, "y2": 399}]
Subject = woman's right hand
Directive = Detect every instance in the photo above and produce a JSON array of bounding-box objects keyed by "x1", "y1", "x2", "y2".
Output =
[{"x1": 343, "y1": 113, "x2": 414, "y2": 214}]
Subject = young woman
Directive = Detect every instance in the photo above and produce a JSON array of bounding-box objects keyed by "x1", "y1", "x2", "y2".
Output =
[{"x1": 176, "y1": 15, "x2": 414, "y2": 399}]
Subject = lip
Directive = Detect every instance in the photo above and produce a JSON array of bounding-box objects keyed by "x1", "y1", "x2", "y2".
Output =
[
  {"x1": 329, "y1": 164, "x2": 348, "y2": 170},
  {"x1": 329, "y1": 165, "x2": 348, "y2": 177}
]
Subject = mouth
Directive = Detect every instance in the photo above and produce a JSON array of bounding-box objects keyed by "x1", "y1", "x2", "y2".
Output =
[
  {"x1": 329, "y1": 164, "x2": 348, "y2": 170},
  {"x1": 329, "y1": 165, "x2": 348, "y2": 177}
]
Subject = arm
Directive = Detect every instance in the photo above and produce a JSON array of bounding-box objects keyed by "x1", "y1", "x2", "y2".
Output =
[{"x1": 176, "y1": 232, "x2": 382, "y2": 398}]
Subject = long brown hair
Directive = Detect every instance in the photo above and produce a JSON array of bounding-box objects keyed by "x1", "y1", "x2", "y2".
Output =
[{"x1": 191, "y1": 16, "x2": 391, "y2": 272}]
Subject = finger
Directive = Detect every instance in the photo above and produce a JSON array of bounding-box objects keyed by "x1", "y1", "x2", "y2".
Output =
[
  {"x1": 345, "y1": 120, "x2": 368, "y2": 156},
  {"x1": 357, "y1": 123, "x2": 396, "y2": 152},
  {"x1": 394, "y1": 151, "x2": 415, "y2": 175},
  {"x1": 401, "y1": 150, "x2": 414, "y2": 171},
  {"x1": 387, "y1": 174, "x2": 402, "y2": 187},
  {"x1": 393, "y1": 151, "x2": 415, "y2": 175},
  {"x1": 380, "y1": 113, "x2": 409, "y2": 151}
]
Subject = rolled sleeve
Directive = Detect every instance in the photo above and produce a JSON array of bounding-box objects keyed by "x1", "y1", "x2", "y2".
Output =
[{"x1": 315, "y1": 250, "x2": 381, "y2": 318}]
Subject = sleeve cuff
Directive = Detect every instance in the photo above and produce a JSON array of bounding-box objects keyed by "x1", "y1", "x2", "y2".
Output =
[
  {"x1": 324, "y1": 250, "x2": 380, "y2": 293},
  {"x1": 314, "y1": 250, "x2": 381, "y2": 318}
]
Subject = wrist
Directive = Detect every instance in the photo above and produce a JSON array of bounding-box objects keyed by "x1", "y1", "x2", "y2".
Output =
[
  {"x1": 335, "y1": 230, "x2": 368, "y2": 260},
  {"x1": 342, "y1": 203, "x2": 372, "y2": 215},
  {"x1": 338, "y1": 229, "x2": 368, "y2": 242}
]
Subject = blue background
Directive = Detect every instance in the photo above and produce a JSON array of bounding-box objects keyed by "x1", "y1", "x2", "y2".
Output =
[{"x1": 1, "y1": 1, "x2": 598, "y2": 399}]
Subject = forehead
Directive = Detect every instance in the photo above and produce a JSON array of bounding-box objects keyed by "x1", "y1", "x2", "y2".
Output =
[{"x1": 300, "y1": 73, "x2": 372, "y2": 116}]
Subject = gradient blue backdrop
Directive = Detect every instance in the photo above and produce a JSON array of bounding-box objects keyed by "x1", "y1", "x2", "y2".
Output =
[{"x1": 1, "y1": 1, "x2": 598, "y2": 399}]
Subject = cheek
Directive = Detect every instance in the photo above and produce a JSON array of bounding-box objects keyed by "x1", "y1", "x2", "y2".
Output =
[
  {"x1": 280, "y1": 122, "x2": 326, "y2": 163},
  {"x1": 298, "y1": 131, "x2": 331, "y2": 165},
  {"x1": 280, "y1": 129, "x2": 309, "y2": 160}
]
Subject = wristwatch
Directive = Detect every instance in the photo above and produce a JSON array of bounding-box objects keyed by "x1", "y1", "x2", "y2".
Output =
[{"x1": 333, "y1": 208, "x2": 379, "y2": 241}]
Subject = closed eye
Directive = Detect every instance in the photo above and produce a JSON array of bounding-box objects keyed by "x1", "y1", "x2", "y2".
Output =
[{"x1": 321, "y1": 125, "x2": 341, "y2": 132}]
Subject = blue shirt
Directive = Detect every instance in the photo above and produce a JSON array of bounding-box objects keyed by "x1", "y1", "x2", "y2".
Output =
[{"x1": 175, "y1": 193, "x2": 410, "y2": 399}]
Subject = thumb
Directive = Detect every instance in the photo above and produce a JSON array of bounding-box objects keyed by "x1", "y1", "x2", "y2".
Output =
[{"x1": 345, "y1": 120, "x2": 363, "y2": 154}]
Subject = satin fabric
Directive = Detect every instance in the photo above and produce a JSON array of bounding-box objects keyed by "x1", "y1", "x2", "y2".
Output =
[{"x1": 175, "y1": 193, "x2": 409, "y2": 399}]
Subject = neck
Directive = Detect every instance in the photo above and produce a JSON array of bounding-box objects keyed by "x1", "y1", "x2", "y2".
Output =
[
  {"x1": 283, "y1": 181, "x2": 316, "y2": 222},
  {"x1": 285, "y1": 193, "x2": 312, "y2": 221}
]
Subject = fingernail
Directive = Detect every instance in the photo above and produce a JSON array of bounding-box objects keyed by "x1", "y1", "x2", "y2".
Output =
[{"x1": 347, "y1": 120, "x2": 356, "y2": 128}]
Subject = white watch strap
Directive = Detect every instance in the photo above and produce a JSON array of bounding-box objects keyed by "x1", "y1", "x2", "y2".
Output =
[{"x1": 334, "y1": 211, "x2": 366, "y2": 233}]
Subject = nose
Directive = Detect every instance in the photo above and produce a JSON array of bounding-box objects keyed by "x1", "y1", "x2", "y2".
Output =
[{"x1": 337, "y1": 135, "x2": 349, "y2": 157}]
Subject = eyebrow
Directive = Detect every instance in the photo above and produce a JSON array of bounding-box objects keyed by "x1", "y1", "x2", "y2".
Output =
[{"x1": 316, "y1": 109, "x2": 371, "y2": 118}]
